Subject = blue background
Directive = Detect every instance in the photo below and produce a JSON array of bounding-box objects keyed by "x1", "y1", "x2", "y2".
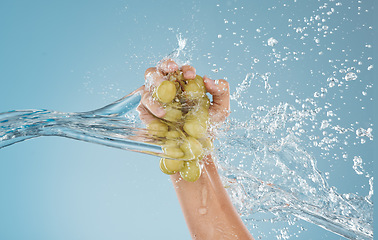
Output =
[{"x1": 0, "y1": 0, "x2": 375, "y2": 239}]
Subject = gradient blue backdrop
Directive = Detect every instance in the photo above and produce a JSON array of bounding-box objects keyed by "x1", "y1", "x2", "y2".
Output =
[{"x1": 0, "y1": 0, "x2": 375, "y2": 239}]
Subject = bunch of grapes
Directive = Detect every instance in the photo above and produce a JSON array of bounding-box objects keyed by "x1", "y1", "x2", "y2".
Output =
[{"x1": 147, "y1": 70, "x2": 213, "y2": 182}]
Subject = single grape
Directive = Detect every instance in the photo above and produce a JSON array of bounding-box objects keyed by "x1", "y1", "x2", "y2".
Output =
[
  {"x1": 164, "y1": 139, "x2": 179, "y2": 147},
  {"x1": 194, "y1": 75, "x2": 207, "y2": 93},
  {"x1": 179, "y1": 160, "x2": 201, "y2": 182},
  {"x1": 162, "y1": 158, "x2": 184, "y2": 172},
  {"x1": 180, "y1": 136, "x2": 204, "y2": 160},
  {"x1": 163, "y1": 146, "x2": 185, "y2": 158},
  {"x1": 156, "y1": 80, "x2": 177, "y2": 103},
  {"x1": 184, "y1": 80, "x2": 206, "y2": 100},
  {"x1": 198, "y1": 137, "x2": 213, "y2": 151},
  {"x1": 159, "y1": 158, "x2": 175, "y2": 175},
  {"x1": 147, "y1": 120, "x2": 168, "y2": 137},
  {"x1": 183, "y1": 120, "x2": 206, "y2": 139},
  {"x1": 163, "y1": 103, "x2": 182, "y2": 122},
  {"x1": 198, "y1": 96, "x2": 211, "y2": 109},
  {"x1": 185, "y1": 106, "x2": 209, "y2": 125},
  {"x1": 166, "y1": 130, "x2": 180, "y2": 139}
]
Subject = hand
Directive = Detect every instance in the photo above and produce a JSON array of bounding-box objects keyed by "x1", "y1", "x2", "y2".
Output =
[{"x1": 137, "y1": 59, "x2": 230, "y2": 124}]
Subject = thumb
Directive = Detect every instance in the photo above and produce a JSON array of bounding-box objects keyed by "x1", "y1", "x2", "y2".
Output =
[{"x1": 203, "y1": 76, "x2": 230, "y2": 123}]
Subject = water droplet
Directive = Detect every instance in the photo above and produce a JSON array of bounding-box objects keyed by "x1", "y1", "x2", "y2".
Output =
[
  {"x1": 345, "y1": 72, "x2": 357, "y2": 81},
  {"x1": 353, "y1": 156, "x2": 364, "y2": 175},
  {"x1": 267, "y1": 37, "x2": 278, "y2": 47}
]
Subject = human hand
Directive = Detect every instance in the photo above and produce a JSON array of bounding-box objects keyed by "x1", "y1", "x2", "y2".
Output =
[{"x1": 137, "y1": 59, "x2": 230, "y2": 125}]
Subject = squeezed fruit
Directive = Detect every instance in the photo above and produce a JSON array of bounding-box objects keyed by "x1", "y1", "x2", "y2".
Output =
[{"x1": 150, "y1": 71, "x2": 212, "y2": 182}]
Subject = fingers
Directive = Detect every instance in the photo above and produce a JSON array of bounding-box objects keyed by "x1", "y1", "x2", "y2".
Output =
[
  {"x1": 140, "y1": 90, "x2": 166, "y2": 118},
  {"x1": 136, "y1": 103, "x2": 160, "y2": 124},
  {"x1": 145, "y1": 59, "x2": 181, "y2": 89},
  {"x1": 181, "y1": 65, "x2": 196, "y2": 79},
  {"x1": 157, "y1": 59, "x2": 179, "y2": 74},
  {"x1": 203, "y1": 77, "x2": 230, "y2": 123},
  {"x1": 140, "y1": 59, "x2": 203, "y2": 123}
]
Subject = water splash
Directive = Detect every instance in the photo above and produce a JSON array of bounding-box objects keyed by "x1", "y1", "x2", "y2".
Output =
[
  {"x1": 0, "y1": 90, "x2": 179, "y2": 159},
  {"x1": 215, "y1": 117, "x2": 372, "y2": 239},
  {"x1": 1, "y1": 0, "x2": 374, "y2": 238}
]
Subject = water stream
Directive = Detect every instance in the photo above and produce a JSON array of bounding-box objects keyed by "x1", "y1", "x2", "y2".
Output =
[{"x1": 0, "y1": 90, "x2": 166, "y2": 158}]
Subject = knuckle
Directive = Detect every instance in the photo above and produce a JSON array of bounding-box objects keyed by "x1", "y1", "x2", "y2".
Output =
[{"x1": 144, "y1": 67, "x2": 156, "y2": 78}]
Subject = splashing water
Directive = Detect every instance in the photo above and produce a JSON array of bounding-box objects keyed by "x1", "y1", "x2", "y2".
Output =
[
  {"x1": 1, "y1": 39, "x2": 373, "y2": 239},
  {"x1": 214, "y1": 78, "x2": 373, "y2": 239},
  {"x1": 0, "y1": 90, "x2": 185, "y2": 159},
  {"x1": 202, "y1": 1, "x2": 374, "y2": 239},
  {"x1": 0, "y1": 1, "x2": 374, "y2": 239}
]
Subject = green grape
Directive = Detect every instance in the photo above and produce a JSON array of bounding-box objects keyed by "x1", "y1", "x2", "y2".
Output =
[
  {"x1": 163, "y1": 103, "x2": 182, "y2": 122},
  {"x1": 185, "y1": 106, "x2": 209, "y2": 125},
  {"x1": 194, "y1": 75, "x2": 207, "y2": 93},
  {"x1": 179, "y1": 160, "x2": 201, "y2": 182},
  {"x1": 156, "y1": 80, "x2": 177, "y2": 103},
  {"x1": 163, "y1": 146, "x2": 185, "y2": 158},
  {"x1": 166, "y1": 130, "x2": 180, "y2": 139},
  {"x1": 183, "y1": 119, "x2": 206, "y2": 139},
  {"x1": 147, "y1": 120, "x2": 168, "y2": 137},
  {"x1": 159, "y1": 158, "x2": 175, "y2": 175},
  {"x1": 162, "y1": 158, "x2": 184, "y2": 172},
  {"x1": 164, "y1": 139, "x2": 179, "y2": 147},
  {"x1": 180, "y1": 136, "x2": 204, "y2": 160},
  {"x1": 198, "y1": 137, "x2": 213, "y2": 151},
  {"x1": 198, "y1": 96, "x2": 211, "y2": 109},
  {"x1": 184, "y1": 80, "x2": 206, "y2": 100}
]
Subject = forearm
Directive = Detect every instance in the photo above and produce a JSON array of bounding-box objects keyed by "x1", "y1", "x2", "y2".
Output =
[{"x1": 170, "y1": 156, "x2": 253, "y2": 239}]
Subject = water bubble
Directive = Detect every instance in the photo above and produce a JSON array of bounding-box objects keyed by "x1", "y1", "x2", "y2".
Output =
[
  {"x1": 296, "y1": 27, "x2": 304, "y2": 33},
  {"x1": 345, "y1": 72, "x2": 357, "y2": 81},
  {"x1": 355, "y1": 127, "x2": 373, "y2": 140},
  {"x1": 320, "y1": 120, "x2": 330, "y2": 129},
  {"x1": 268, "y1": 37, "x2": 278, "y2": 47}
]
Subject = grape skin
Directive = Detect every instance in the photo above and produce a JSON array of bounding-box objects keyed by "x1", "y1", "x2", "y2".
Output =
[
  {"x1": 156, "y1": 80, "x2": 177, "y2": 103},
  {"x1": 179, "y1": 160, "x2": 201, "y2": 182}
]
